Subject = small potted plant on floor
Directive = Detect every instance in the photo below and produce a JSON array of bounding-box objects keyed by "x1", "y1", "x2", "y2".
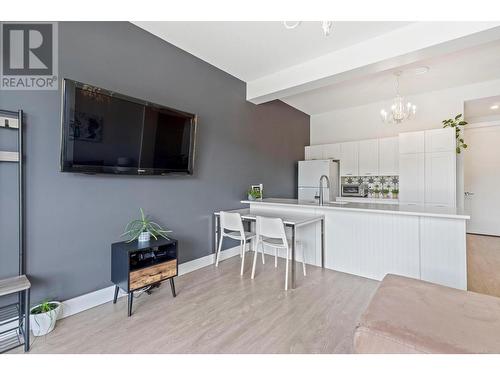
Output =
[
  {"x1": 391, "y1": 188, "x2": 399, "y2": 200},
  {"x1": 122, "y1": 208, "x2": 172, "y2": 243},
  {"x1": 382, "y1": 188, "x2": 390, "y2": 199},
  {"x1": 30, "y1": 300, "x2": 62, "y2": 336}
]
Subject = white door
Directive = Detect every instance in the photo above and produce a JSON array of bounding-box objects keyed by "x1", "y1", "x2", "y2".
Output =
[
  {"x1": 304, "y1": 145, "x2": 324, "y2": 160},
  {"x1": 399, "y1": 153, "x2": 425, "y2": 205},
  {"x1": 425, "y1": 151, "x2": 456, "y2": 207},
  {"x1": 358, "y1": 139, "x2": 379, "y2": 176},
  {"x1": 298, "y1": 160, "x2": 330, "y2": 187},
  {"x1": 464, "y1": 124, "x2": 500, "y2": 235},
  {"x1": 339, "y1": 141, "x2": 359, "y2": 176},
  {"x1": 379, "y1": 137, "x2": 399, "y2": 175},
  {"x1": 425, "y1": 128, "x2": 456, "y2": 153},
  {"x1": 298, "y1": 187, "x2": 326, "y2": 202},
  {"x1": 399, "y1": 131, "x2": 425, "y2": 154},
  {"x1": 323, "y1": 143, "x2": 341, "y2": 159}
]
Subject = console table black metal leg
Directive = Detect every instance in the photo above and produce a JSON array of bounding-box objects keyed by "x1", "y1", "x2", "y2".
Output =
[
  {"x1": 24, "y1": 289, "x2": 30, "y2": 352},
  {"x1": 113, "y1": 285, "x2": 119, "y2": 304},
  {"x1": 170, "y1": 278, "x2": 176, "y2": 297},
  {"x1": 127, "y1": 292, "x2": 133, "y2": 317}
]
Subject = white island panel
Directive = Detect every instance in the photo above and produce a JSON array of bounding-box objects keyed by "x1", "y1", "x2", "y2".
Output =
[
  {"x1": 420, "y1": 217, "x2": 467, "y2": 289},
  {"x1": 325, "y1": 210, "x2": 420, "y2": 281},
  {"x1": 242, "y1": 199, "x2": 468, "y2": 289}
]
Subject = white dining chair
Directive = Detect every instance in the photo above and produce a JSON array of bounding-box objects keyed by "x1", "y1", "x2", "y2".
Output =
[
  {"x1": 215, "y1": 211, "x2": 260, "y2": 275},
  {"x1": 251, "y1": 216, "x2": 307, "y2": 290}
]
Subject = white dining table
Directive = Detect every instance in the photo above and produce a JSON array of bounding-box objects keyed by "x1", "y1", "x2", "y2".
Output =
[{"x1": 213, "y1": 208, "x2": 325, "y2": 289}]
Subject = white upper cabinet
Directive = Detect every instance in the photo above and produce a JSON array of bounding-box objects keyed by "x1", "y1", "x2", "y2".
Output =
[
  {"x1": 399, "y1": 131, "x2": 425, "y2": 154},
  {"x1": 425, "y1": 128, "x2": 456, "y2": 153},
  {"x1": 425, "y1": 151, "x2": 456, "y2": 207},
  {"x1": 358, "y1": 139, "x2": 379, "y2": 176},
  {"x1": 378, "y1": 137, "x2": 399, "y2": 176},
  {"x1": 304, "y1": 145, "x2": 324, "y2": 160},
  {"x1": 399, "y1": 153, "x2": 425, "y2": 205},
  {"x1": 339, "y1": 141, "x2": 359, "y2": 176},
  {"x1": 323, "y1": 143, "x2": 342, "y2": 160}
]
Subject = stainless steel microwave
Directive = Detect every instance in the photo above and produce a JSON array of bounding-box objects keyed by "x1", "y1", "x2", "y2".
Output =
[{"x1": 341, "y1": 183, "x2": 368, "y2": 197}]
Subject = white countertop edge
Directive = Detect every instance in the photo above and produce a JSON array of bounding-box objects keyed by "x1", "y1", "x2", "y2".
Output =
[{"x1": 241, "y1": 199, "x2": 470, "y2": 220}]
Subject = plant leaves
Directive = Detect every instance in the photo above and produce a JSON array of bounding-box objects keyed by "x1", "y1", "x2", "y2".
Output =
[{"x1": 455, "y1": 114, "x2": 462, "y2": 120}]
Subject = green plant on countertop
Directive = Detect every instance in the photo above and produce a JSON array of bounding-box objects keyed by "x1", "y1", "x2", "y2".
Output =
[
  {"x1": 442, "y1": 113, "x2": 468, "y2": 154},
  {"x1": 247, "y1": 188, "x2": 262, "y2": 200},
  {"x1": 373, "y1": 185, "x2": 381, "y2": 194},
  {"x1": 121, "y1": 208, "x2": 172, "y2": 243},
  {"x1": 382, "y1": 188, "x2": 390, "y2": 198},
  {"x1": 30, "y1": 300, "x2": 58, "y2": 314},
  {"x1": 391, "y1": 188, "x2": 399, "y2": 199}
]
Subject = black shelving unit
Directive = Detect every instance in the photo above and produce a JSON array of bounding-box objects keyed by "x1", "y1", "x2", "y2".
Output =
[{"x1": 0, "y1": 109, "x2": 30, "y2": 353}]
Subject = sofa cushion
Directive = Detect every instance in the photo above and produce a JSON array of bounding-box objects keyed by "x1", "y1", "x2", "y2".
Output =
[{"x1": 354, "y1": 274, "x2": 500, "y2": 353}]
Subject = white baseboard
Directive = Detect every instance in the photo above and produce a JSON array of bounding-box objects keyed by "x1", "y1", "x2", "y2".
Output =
[{"x1": 59, "y1": 246, "x2": 241, "y2": 319}]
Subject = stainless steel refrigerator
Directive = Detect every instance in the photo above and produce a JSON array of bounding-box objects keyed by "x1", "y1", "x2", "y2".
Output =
[{"x1": 298, "y1": 160, "x2": 340, "y2": 202}]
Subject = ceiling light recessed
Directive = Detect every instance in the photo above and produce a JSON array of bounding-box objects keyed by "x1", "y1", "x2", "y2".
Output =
[{"x1": 491, "y1": 104, "x2": 499, "y2": 110}]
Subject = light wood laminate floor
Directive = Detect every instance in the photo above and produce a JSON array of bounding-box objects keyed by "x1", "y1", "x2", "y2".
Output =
[
  {"x1": 467, "y1": 234, "x2": 500, "y2": 298},
  {"x1": 14, "y1": 254, "x2": 378, "y2": 354}
]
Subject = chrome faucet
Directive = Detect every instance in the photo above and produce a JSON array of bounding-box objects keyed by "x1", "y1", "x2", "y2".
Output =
[{"x1": 319, "y1": 175, "x2": 330, "y2": 206}]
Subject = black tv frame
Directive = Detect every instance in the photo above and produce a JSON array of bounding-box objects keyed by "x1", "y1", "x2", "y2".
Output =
[{"x1": 60, "y1": 78, "x2": 197, "y2": 176}]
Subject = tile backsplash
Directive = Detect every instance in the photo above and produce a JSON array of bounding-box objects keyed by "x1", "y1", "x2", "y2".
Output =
[{"x1": 341, "y1": 175, "x2": 399, "y2": 192}]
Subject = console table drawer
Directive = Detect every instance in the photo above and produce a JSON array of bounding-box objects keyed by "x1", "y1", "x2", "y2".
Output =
[{"x1": 129, "y1": 260, "x2": 177, "y2": 290}]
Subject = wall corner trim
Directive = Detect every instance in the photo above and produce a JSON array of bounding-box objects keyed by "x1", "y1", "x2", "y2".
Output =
[{"x1": 59, "y1": 247, "x2": 241, "y2": 319}]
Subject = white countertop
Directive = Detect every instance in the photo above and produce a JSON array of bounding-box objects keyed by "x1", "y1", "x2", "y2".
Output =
[{"x1": 241, "y1": 198, "x2": 470, "y2": 220}]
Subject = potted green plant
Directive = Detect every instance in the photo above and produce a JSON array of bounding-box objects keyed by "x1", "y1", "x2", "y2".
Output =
[
  {"x1": 30, "y1": 300, "x2": 62, "y2": 337},
  {"x1": 442, "y1": 113, "x2": 468, "y2": 153},
  {"x1": 122, "y1": 208, "x2": 172, "y2": 243},
  {"x1": 247, "y1": 188, "x2": 261, "y2": 201},
  {"x1": 368, "y1": 188, "x2": 374, "y2": 198},
  {"x1": 382, "y1": 188, "x2": 390, "y2": 198},
  {"x1": 391, "y1": 188, "x2": 399, "y2": 199},
  {"x1": 373, "y1": 186, "x2": 381, "y2": 198}
]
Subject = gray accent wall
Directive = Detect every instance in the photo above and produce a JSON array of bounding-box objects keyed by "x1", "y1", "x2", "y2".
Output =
[{"x1": 0, "y1": 22, "x2": 309, "y2": 304}]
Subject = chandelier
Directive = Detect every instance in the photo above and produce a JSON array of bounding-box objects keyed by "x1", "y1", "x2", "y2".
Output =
[
  {"x1": 380, "y1": 72, "x2": 416, "y2": 124},
  {"x1": 283, "y1": 21, "x2": 333, "y2": 36}
]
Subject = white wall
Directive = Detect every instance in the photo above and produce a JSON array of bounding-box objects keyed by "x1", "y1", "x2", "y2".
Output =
[
  {"x1": 310, "y1": 78, "x2": 500, "y2": 211},
  {"x1": 311, "y1": 78, "x2": 500, "y2": 145}
]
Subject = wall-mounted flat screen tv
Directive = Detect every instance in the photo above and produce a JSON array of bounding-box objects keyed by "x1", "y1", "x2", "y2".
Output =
[{"x1": 60, "y1": 79, "x2": 197, "y2": 175}]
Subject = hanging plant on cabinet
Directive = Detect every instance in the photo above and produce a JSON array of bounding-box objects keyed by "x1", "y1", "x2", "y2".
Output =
[{"x1": 442, "y1": 113, "x2": 468, "y2": 153}]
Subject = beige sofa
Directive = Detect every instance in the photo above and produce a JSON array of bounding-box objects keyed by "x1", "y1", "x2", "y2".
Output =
[{"x1": 354, "y1": 274, "x2": 500, "y2": 353}]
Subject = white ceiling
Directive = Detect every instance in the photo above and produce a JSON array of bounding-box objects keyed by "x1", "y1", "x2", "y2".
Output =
[
  {"x1": 134, "y1": 21, "x2": 500, "y2": 115},
  {"x1": 283, "y1": 39, "x2": 500, "y2": 114},
  {"x1": 134, "y1": 21, "x2": 412, "y2": 81}
]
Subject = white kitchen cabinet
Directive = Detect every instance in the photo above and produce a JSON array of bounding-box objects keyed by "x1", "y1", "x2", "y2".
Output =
[
  {"x1": 323, "y1": 143, "x2": 341, "y2": 160},
  {"x1": 378, "y1": 137, "x2": 399, "y2": 175},
  {"x1": 339, "y1": 141, "x2": 359, "y2": 176},
  {"x1": 399, "y1": 131, "x2": 425, "y2": 154},
  {"x1": 358, "y1": 139, "x2": 379, "y2": 176},
  {"x1": 425, "y1": 128, "x2": 456, "y2": 153},
  {"x1": 399, "y1": 153, "x2": 425, "y2": 204},
  {"x1": 304, "y1": 145, "x2": 324, "y2": 160},
  {"x1": 425, "y1": 151, "x2": 456, "y2": 207}
]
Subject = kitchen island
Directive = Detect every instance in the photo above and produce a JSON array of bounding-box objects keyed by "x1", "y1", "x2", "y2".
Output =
[{"x1": 241, "y1": 198, "x2": 470, "y2": 290}]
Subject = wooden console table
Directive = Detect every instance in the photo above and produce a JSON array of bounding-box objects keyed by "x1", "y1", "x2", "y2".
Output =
[{"x1": 111, "y1": 237, "x2": 178, "y2": 316}]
